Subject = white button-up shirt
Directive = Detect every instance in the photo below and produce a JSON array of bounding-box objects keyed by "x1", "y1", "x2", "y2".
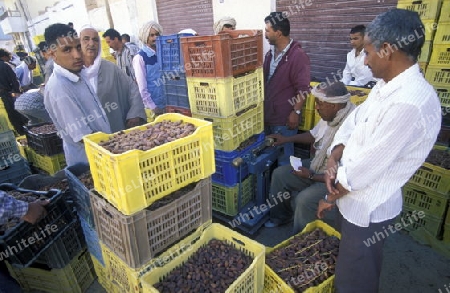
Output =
[
  {"x1": 341, "y1": 48, "x2": 374, "y2": 86},
  {"x1": 330, "y1": 64, "x2": 441, "y2": 227}
]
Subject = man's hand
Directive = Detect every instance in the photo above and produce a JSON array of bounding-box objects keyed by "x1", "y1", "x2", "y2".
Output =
[
  {"x1": 22, "y1": 200, "x2": 49, "y2": 224},
  {"x1": 292, "y1": 166, "x2": 313, "y2": 179},
  {"x1": 286, "y1": 111, "x2": 300, "y2": 130},
  {"x1": 267, "y1": 133, "x2": 288, "y2": 146},
  {"x1": 126, "y1": 117, "x2": 146, "y2": 129},
  {"x1": 317, "y1": 199, "x2": 335, "y2": 219},
  {"x1": 324, "y1": 156, "x2": 339, "y2": 195}
]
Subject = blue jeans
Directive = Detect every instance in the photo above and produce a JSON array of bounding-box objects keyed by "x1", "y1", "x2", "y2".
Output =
[{"x1": 265, "y1": 125, "x2": 298, "y2": 166}]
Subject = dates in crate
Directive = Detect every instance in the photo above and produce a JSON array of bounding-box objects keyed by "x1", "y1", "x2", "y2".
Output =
[
  {"x1": 77, "y1": 171, "x2": 94, "y2": 190},
  {"x1": 266, "y1": 228, "x2": 340, "y2": 292},
  {"x1": 154, "y1": 239, "x2": 252, "y2": 292},
  {"x1": 425, "y1": 148, "x2": 450, "y2": 169},
  {"x1": 29, "y1": 124, "x2": 58, "y2": 134},
  {"x1": 99, "y1": 120, "x2": 197, "y2": 154}
]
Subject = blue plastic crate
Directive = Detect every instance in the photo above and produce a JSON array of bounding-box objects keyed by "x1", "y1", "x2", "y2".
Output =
[
  {"x1": 162, "y1": 72, "x2": 190, "y2": 108},
  {"x1": 79, "y1": 217, "x2": 104, "y2": 266},
  {"x1": 0, "y1": 157, "x2": 31, "y2": 184},
  {"x1": 212, "y1": 132, "x2": 265, "y2": 186},
  {"x1": 156, "y1": 33, "x2": 192, "y2": 72},
  {"x1": 65, "y1": 163, "x2": 95, "y2": 229},
  {"x1": 0, "y1": 130, "x2": 21, "y2": 168}
]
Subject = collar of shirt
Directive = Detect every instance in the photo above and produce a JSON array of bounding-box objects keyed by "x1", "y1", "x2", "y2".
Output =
[
  {"x1": 374, "y1": 63, "x2": 420, "y2": 102},
  {"x1": 271, "y1": 38, "x2": 293, "y2": 62},
  {"x1": 53, "y1": 62, "x2": 80, "y2": 83}
]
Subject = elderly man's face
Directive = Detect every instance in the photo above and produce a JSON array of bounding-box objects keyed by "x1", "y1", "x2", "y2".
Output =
[
  {"x1": 81, "y1": 29, "x2": 100, "y2": 59},
  {"x1": 315, "y1": 97, "x2": 338, "y2": 122},
  {"x1": 146, "y1": 28, "x2": 160, "y2": 49},
  {"x1": 363, "y1": 36, "x2": 387, "y2": 80}
]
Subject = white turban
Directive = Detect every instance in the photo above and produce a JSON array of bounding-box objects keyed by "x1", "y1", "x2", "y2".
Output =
[
  {"x1": 138, "y1": 21, "x2": 163, "y2": 44},
  {"x1": 213, "y1": 17, "x2": 236, "y2": 34},
  {"x1": 311, "y1": 84, "x2": 350, "y2": 104}
]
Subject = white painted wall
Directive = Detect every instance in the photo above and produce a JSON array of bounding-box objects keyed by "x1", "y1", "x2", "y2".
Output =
[{"x1": 212, "y1": 0, "x2": 273, "y2": 54}]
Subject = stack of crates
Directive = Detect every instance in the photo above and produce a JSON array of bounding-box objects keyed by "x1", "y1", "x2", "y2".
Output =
[
  {"x1": 81, "y1": 113, "x2": 215, "y2": 292},
  {"x1": 426, "y1": 0, "x2": 450, "y2": 145},
  {"x1": 23, "y1": 122, "x2": 66, "y2": 175},
  {"x1": 401, "y1": 146, "x2": 449, "y2": 239},
  {"x1": 0, "y1": 126, "x2": 31, "y2": 184},
  {"x1": 2, "y1": 185, "x2": 95, "y2": 293},
  {"x1": 180, "y1": 30, "x2": 265, "y2": 217},
  {"x1": 157, "y1": 33, "x2": 193, "y2": 116},
  {"x1": 398, "y1": 0, "x2": 443, "y2": 74}
]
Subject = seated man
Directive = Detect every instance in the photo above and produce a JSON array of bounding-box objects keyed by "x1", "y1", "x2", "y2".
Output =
[
  {"x1": 341, "y1": 25, "x2": 375, "y2": 87},
  {"x1": 14, "y1": 85, "x2": 52, "y2": 125},
  {"x1": 265, "y1": 81, "x2": 356, "y2": 234}
]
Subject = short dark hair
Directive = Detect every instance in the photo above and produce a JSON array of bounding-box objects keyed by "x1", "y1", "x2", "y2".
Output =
[
  {"x1": 103, "y1": 28, "x2": 121, "y2": 41},
  {"x1": 366, "y1": 8, "x2": 425, "y2": 62},
  {"x1": 44, "y1": 23, "x2": 78, "y2": 48},
  {"x1": 68, "y1": 22, "x2": 73, "y2": 26},
  {"x1": 38, "y1": 41, "x2": 48, "y2": 52},
  {"x1": 0, "y1": 48, "x2": 11, "y2": 59},
  {"x1": 350, "y1": 25, "x2": 366, "y2": 35},
  {"x1": 121, "y1": 33, "x2": 130, "y2": 42},
  {"x1": 265, "y1": 12, "x2": 290, "y2": 36},
  {"x1": 322, "y1": 81, "x2": 349, "y2": 97}
]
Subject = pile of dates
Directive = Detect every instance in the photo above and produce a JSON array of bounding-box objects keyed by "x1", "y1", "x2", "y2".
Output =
[
  {"x1": 425, "y1": 148, "x2": 450, "y2": 169},
  {"x1": 348, "y1": 89, "x2": 366, "y2": 97},
  {"x1": 0, "y1": 190, "x2": 49, "y2": 233},
  {"x1": 29, "y1": 123, "x2": 57, "y2": 134},
  {"x1": 99, "y1": 120, "x2": 196, "y2": 154},
  {"x1": 154, "y1": 239, "x2": 252, "y2": 292},
  {"x1": 78, "y1": 171, "x2": 94, "y2": 190},
  {"x1": 148, "y1": 183, "x2": 196, "y2": 211},
  {"x1": 266, "y1": 228, "x2": 340, "y2": 292}
]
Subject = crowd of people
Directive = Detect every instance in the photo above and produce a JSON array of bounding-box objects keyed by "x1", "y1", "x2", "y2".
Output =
[{"x1": 0, "y1": 8, "x2": 442, "y2": 293}]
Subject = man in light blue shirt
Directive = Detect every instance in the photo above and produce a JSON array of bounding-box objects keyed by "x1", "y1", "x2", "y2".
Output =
[{"x1": 43, "y1": 23, "x2": 111, "y2": 166}]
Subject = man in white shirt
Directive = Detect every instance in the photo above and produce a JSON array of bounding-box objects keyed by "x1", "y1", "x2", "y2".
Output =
[
  {"x1": 318, "y1": 9, "x2": 441, "y2": 293},
  {"x1": 265, "y1": 81, "x2": 355, "y2": 234},
  {"x1": 341, "y1": 25, "x2": 375, "y2": 87}
]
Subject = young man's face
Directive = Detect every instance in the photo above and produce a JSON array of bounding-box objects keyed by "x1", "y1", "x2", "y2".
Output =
[
  {"x1": 350, "y1": 32, "x2": 364, "y2": 51},
  {"x1": 80, "y1": 29, "x2": 100, "y2": 59},
  {"x1": 265, "y1": 23, "x2": 279, "y2": 46},
  {"x1": 50, "y1": 36, "x2": 83, "y2": 73},
  {"x1": 104, "y1": 36, "x2": 120, "y2": 51}
]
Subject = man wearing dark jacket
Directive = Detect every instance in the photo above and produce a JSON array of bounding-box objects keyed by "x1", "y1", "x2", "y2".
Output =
[
  {"x1": 0, "y1": 48, "x2": 27, "y2": 135},
  {"x1": 263, "y1": 12, "x2": 311, "y2": 166}
]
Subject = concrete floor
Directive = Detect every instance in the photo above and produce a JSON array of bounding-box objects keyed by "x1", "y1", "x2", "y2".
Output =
[{"x1": 79, "y1": 221, "x2": 450, "y2": 293}]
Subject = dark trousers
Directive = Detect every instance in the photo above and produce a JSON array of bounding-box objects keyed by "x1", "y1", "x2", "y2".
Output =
[
  {"x1": 0, "y1": 261, "x2": 22, "y2": 292},
  {"x1": 0, "y1": 93, "x2": 27, "y2": 135},
  {"x1": 334, "y1": 209, "x2": 393, "y2": 293}
]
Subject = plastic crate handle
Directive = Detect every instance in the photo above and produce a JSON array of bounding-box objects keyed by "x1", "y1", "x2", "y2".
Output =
[
  {"x1": 194, "y1": 41, "x2": 207, "y2": 47},
  {"x1": 419, "y1": 165, "x2": 435, "y2": 173}
]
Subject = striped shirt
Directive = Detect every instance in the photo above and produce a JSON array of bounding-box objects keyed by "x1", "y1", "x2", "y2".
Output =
[
  {"x1": 116, "y1": 45, "x2": 137, "y2": 82},
  {"x1": 330, "y1": 64, "x2": 441, "y2": 227},
  {"x1": 0, "y1": 191, "x2": 28, "y2": 225}
]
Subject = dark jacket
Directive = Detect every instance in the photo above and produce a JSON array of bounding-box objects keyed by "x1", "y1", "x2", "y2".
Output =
[
  {"x1": 263, "y1": 41, "x2": 310, "y2": 126},
  {"x1": 0, "y1": 60, "x2": 20, "y2": 93}
]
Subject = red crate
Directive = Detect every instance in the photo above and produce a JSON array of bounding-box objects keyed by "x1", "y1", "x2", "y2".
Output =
[
  {"x1": 181, "y1": 30, "x2": 263, "y2": 78},
  {"x1": 165, "y1": 105, "x2": 192, "y2": 117}
]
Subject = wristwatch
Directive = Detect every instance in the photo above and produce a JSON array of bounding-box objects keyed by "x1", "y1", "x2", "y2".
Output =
[
  {"x1": 308, "y1": 171, "x2": 315, "y2": 180},
  {"x1": 293, "y1": 109, "x2": 301, "y2": 115},
  {"x1": 324, "y1": 194, "x2": 336, "y2": 204}
]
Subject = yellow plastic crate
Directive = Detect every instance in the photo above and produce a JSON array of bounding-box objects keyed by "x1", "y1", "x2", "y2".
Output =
[
  {"x1": 402, "y1": 182, "x2": 449, "y2": 218},
  {"x1": 192, "y1": 104, "x2": 264, "y2": 151},
  {"x1": 26, "y1": 147, "x2": 66, "y2": 175},
  {"x1": 397, "y1": 0, "x2": 443, "y2": 21},
  {"x1": 419, "y1": 41, "x2": 432, "y2": 63},
  {"x1": 347, "y1": 85, "x2": 371, "y2": 106},
  {"x1": 299, "y1": 109, "x2": 315, "y2": 131},
  {"x1": 0, "y1": 99, "x2": 14, "y2": 132},
  {"x1": 32, "y1": 34, "x2": 45, "y2": 45},
  {"x1": 430, "y1": 45, "x2": 450, "y2": 67},
  {"x1": 436, "y1": 87, "x2": 450, "y2": 107},
  {"x1": 426, "y1": 66, "x2": 450, "y2": 87},
  {"x1": 16, "y1": 135, "x2": 27, "y2": 158},
  {"x1": 145, "y1": 108, "x2": 155, "y2": 123},
  {"x1": 212, "y1": 174, "x2": 254, "y2": 216},
  {"x1": 83, "y1": 113, "x2": 215, "y2": 215},
  {"x1": 187, "y1": 68, "x2": 264, "y2": 118},
  {"x1": 91, "y1": 254, "x2": 121, "y2": 293},
  {"x1": 264, "y1": 220, "x2": 340, "y2": 293},
  {"x1": 399, "y1": 205, "x2": 443, "y2": 238},
  {"x1": 423, "y1": 20, "x2": 437, "y2": 41},
  {"x1": 444, "y1": 224, "x2": 450, "y2": 244},
  {"x1": 314, "y1": 110, "x2": 321, "y2": 126},
  {"x1": 439, "y1": 0, "x2": 450, "y2": 22},
  {"x1": 141, "y1": 223, "x2": 265, "y2": 293},
  {"x1": 409, "y1": 145, "x2": 450, "y2": 195},
  {"x1": 434, "y1": 22, "x2": 450, "y2": 45},
  {"x1": 419, "y1": 62, "x2": 428, "y2": 75},
  {"x1": 7, "y1": 249, "x2": 95, "y2": 293}
]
